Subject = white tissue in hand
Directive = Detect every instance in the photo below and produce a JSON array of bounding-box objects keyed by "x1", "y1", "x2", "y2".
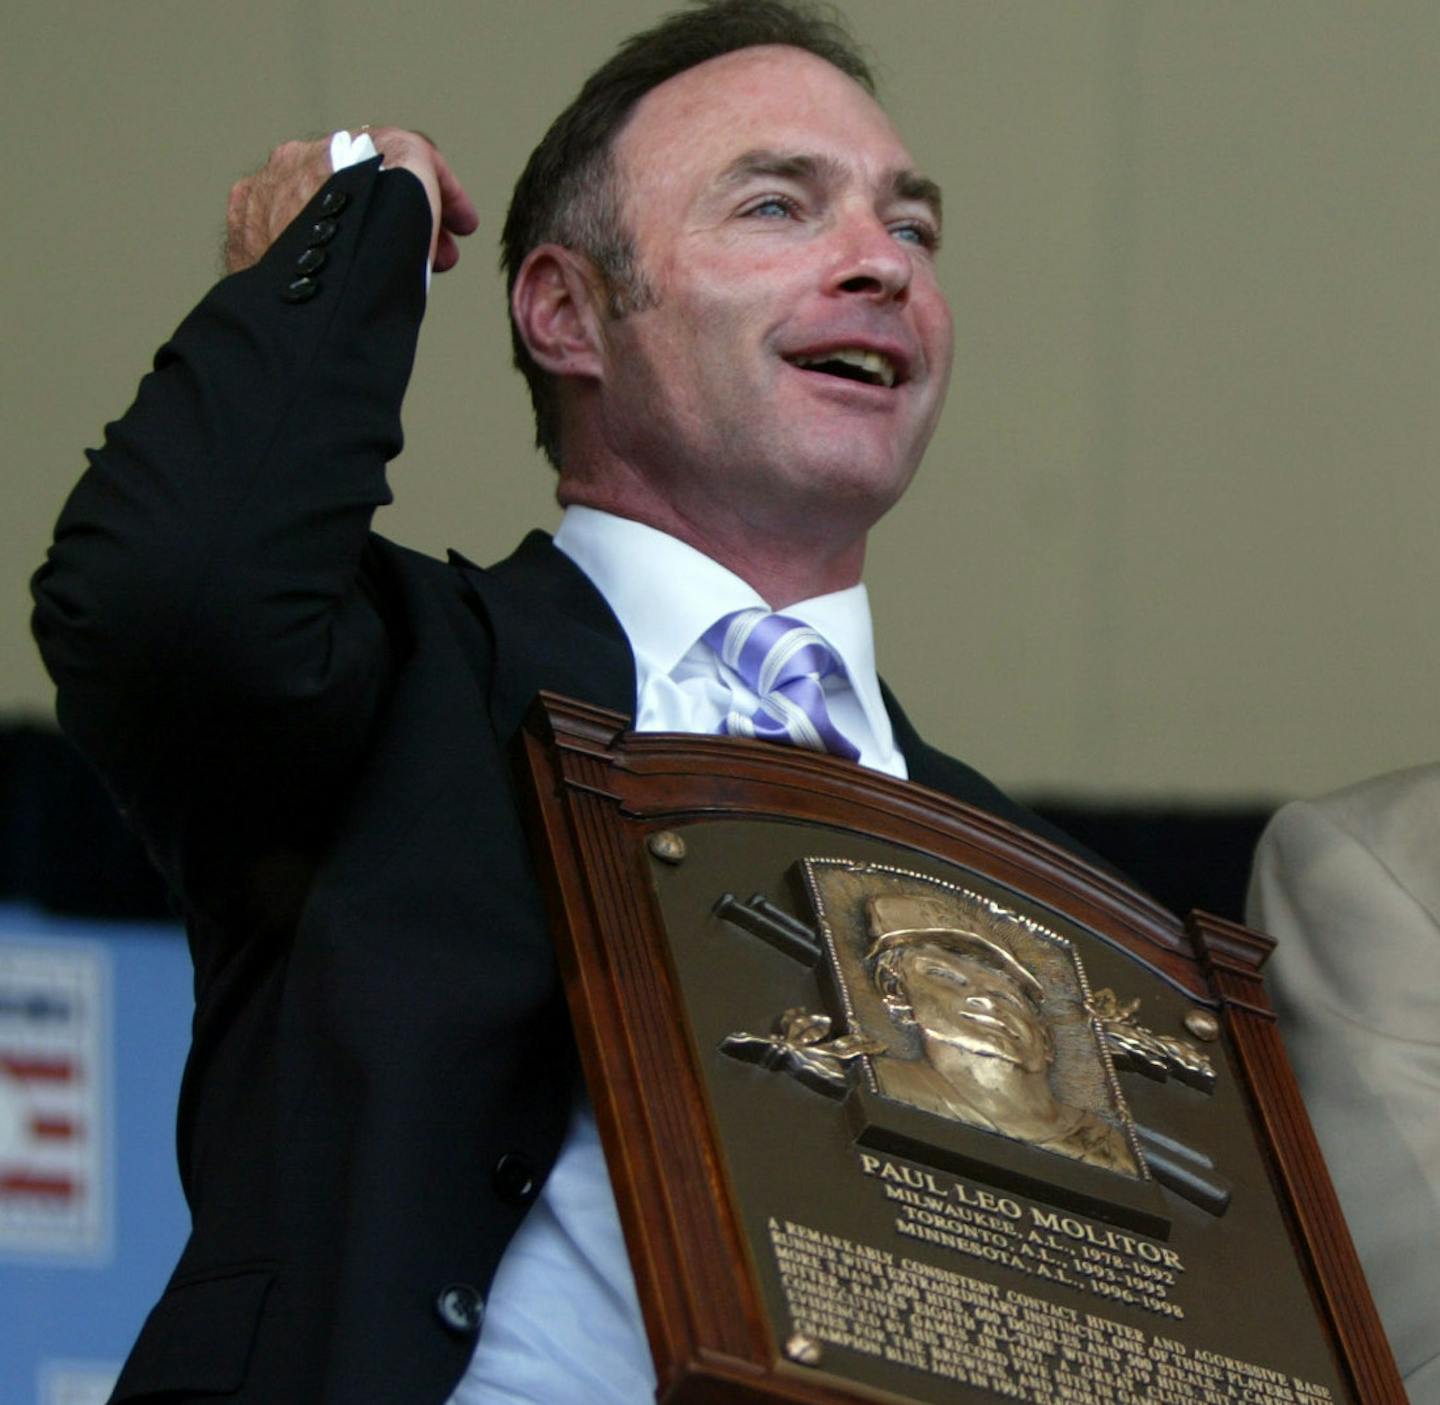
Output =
[{"x1": 329, "y1": 130, "x2": 380, "y2": 173}]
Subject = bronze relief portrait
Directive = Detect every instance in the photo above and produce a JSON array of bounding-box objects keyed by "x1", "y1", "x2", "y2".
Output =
[
  {"x1": 861, "y1": 891, "x2": 1137, "y2": 1174},
  {"x1": 723, "y1": 860, "x2": 1144, "y2": 1181}
]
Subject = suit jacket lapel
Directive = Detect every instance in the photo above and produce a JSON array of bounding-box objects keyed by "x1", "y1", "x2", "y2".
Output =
[
  {"x1": 449, "y1": 531, "x2": 636, "y2": 743},
  {"x1": 884, "y1": 680, "x2": 1014, "y2": 812},
  {"x1": 883, "y1": 681, "x2": 1100, "y2": 864}
]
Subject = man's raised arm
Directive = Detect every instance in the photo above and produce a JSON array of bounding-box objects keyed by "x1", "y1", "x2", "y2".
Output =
[{"x1": 30, "y1": 131, "x2": 476, "y2": 895}]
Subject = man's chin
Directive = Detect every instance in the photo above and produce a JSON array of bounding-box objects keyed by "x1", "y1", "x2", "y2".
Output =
[{"x1": 777, "y1": 450, "x2": 917, "y2": 519}]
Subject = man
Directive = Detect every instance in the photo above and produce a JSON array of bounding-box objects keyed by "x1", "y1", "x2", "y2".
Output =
[
  {"x1": 1248, "y1": 764, "x2": 1440, "y2": 1402},
  {"x1": 32, "y1": 3, "x2": 1093, "y2": 1401},
  {"x1": 865, "y1": 895, "x2": 1137, "y2": 1174}
]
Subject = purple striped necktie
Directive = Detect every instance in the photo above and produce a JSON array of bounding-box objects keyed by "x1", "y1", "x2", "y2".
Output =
[{"x1": 701, "y1": 608, "x2": 861, "y2": 762}]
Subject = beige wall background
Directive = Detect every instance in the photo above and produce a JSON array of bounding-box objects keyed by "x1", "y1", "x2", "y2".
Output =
[{"x1": 5, "y1": 1, "x2": 1436, "y2": 801}]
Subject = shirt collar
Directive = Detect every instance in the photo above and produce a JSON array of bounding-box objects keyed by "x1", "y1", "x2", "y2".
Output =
[{"x1": 552, "y1": 506, "x2": 894, "y2": 746}]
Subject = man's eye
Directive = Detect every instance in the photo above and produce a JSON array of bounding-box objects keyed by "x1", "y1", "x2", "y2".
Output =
[
  {"x1": 892, "y1": 222, "x2": 939, "y2": 251},
  {"x1": 747, "y1": 196, "x2": 798, "y2": 220}
]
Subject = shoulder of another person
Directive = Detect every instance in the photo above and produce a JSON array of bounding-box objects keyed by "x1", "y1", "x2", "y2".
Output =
[
  {"x1": 1278, "y1": 763, "x2": 1440, "y2": 862},
  {"x1": 1257, "y1": 762, "x2": 1440, "y2": 929},
  {"x1": 1316, "y1": 762, "x2": 1440, "y2": 831}
]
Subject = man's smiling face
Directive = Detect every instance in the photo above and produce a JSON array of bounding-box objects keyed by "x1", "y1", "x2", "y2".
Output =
[{"x1": 591, "y1": 44, "x2": 954, "y2": 549}]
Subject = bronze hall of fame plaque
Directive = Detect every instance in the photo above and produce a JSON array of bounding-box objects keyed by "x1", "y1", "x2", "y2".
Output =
[{"x1": 516, "y1": 695, "x2": 1404, "y2": 1405}]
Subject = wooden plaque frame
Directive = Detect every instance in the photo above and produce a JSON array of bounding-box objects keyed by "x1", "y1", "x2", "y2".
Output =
[{"x1": 516, "y1": 693, "x2": 1404, "y2": 1405}]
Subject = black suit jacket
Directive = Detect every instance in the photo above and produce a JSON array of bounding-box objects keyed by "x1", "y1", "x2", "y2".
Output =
[{"x1": 33, "y1": 159, "x2": 1091, "y2": 1404}]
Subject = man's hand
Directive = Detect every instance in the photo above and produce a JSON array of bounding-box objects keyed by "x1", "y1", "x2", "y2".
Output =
[{"x1": 224, "y1": 127, "x2": 479, "y2": 274}]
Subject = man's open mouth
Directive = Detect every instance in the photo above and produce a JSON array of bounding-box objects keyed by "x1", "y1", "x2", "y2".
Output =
[{"x1": 787, "y1": 348, "x2": 898, "y2": 389}]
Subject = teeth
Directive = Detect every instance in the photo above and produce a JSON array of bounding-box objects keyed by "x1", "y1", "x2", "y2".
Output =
[{"x1": 792, "y1": 348, "x2": 897, "y2": 388}]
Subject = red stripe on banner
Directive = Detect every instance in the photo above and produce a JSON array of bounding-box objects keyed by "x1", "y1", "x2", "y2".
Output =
[
  {"x1": 30, "y1": 1115, "x2": 79, "y2": 1140},
  {"x1": 0, "y1": 1055, "x2": 76, "y2": 1082},
  {"x1": 0, "y1": 1171, "x2": 77, "y2": 1197}
]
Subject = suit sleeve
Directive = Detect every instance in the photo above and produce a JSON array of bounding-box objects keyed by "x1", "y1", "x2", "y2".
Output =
[
  {"x1": 1246, "y1": 796, "x2": 1440, "y2": 1393},
  {"x1": 31, "y1": 157, "x2": 434, "y2": 903}
]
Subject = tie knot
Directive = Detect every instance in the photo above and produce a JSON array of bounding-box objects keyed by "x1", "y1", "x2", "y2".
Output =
[
  {"x1": 702, "y1": 608, "x2": 860, "y2": 761},
  {"x1": 703, "y1": 608, "x2": 844, "y2": 693}
]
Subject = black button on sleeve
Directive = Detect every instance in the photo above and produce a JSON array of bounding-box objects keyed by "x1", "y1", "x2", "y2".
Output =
[
  {"x1": 306, "y1": 217, "x2": 339, "y2": 247},
  {"x1": 295, "y1": 246, "x2": 328, "y2": 276},
  {"x1": 281, "y1": 276, "x2": 320, "y2": 304},
  {"x1": 319, "y1": 188, "x2": 350, "y2": 216},
  {"x1": 493, "y1": 1152, "x2": 539, "y2": 1205},
  {"x1": 435, "y1": 1283, "x2": 485, "y2": 1336}
]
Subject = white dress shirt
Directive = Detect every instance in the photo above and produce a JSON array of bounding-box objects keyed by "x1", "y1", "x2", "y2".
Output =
[
  {"x1": 555, "y1": 506, "x2": 906, "y2": 778},
  {"x1": 447, "y1": 508, "x2": 905, "y2": 1403}
]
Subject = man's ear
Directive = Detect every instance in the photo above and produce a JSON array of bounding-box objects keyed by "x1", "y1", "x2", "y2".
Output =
[{"x1": 511, "y1": 244, "x2": 606, "y2": 381}]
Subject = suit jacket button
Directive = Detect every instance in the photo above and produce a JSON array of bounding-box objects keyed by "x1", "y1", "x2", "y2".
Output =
[
  {"x1": 296, "y1": 246, "x2": 328, "y2": 275},
  {"x1": 319, "y1": 188, "x2": 349, "y2": 216},
  {"x1": 493, "y1": 1152, "x2": 539, "y2": 1205},
  {"x1": 435, "y1": 1283, "x2": 484, "y2": 1336},
  {"x1": 281, "y1": 276, "x2": 320, "y2": 304},
  {"x1": 307, "y1": 217, "x2": 339, "y2": 246}
]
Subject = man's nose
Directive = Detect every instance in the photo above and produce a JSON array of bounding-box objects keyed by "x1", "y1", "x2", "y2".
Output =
[{"x1": 828, "y1": 215, "x2": 913, "y2": 302}]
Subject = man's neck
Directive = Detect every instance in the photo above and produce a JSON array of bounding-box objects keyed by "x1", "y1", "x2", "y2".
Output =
[{"x1": 557, "y1": 484, "x2": 868, "y2": 610}]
